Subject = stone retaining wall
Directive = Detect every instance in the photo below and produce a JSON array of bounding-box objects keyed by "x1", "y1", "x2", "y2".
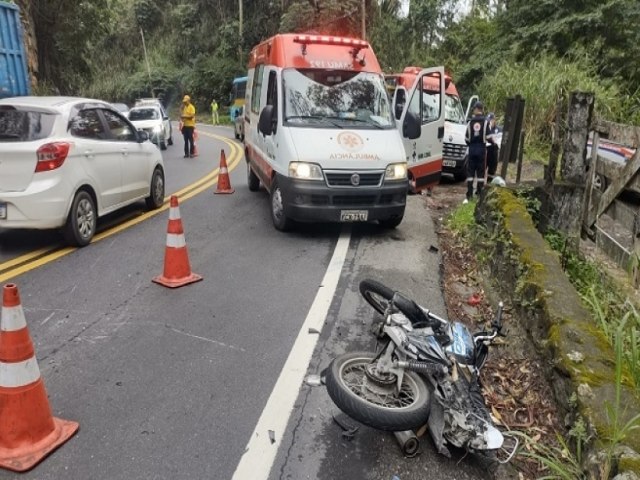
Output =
[{"x1": 475, "y1": 187, "x2": 640, "y2": 477}]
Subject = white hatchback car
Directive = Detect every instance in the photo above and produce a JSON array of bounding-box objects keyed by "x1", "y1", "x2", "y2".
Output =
[
  {"x1": 0, "y1": 96, "x2": 165, "y2": 246},
  {"x1": 128, "y1": 104, "x2": 172, "y2": 150}
]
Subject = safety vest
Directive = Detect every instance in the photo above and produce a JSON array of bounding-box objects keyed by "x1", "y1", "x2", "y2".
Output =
[
  {"x1": 465, "y1": 115, "x2": 488, "y2": 154},
  {"x1": 182, "y1": 104, "x2": 196, "y2": 128}
]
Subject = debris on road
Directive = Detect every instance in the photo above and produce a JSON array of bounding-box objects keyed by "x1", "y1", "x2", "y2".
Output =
[
  {"x1": 332, "y1": 413, "x2": 359, "y2": 441},
  {"x1": 305, "y1": 374, "x2": 323, "y2": 387}
]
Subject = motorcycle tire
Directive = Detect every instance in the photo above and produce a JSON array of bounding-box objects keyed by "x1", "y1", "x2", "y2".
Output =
[
  {"x1": 325, "y1": 351, "x2": 431, "y2": 432},
  {"x1": 359, "y1": 279, "x2": 428, "y2": 326}
]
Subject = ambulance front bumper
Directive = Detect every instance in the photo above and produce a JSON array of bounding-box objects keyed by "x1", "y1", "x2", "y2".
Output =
[{"x1": 279, "y1": 176, "x2": 407, "y2": 223}]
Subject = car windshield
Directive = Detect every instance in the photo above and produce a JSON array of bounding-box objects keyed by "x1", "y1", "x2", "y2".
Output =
[
  {"x1": 283, "y1": 69, "x2": 394, "y2": 129},
  {"x1": 445, "y1": 94, "x2": 466, "y2": 124},
  {"x1": 128, "y1": 108, "x2": 159, "y2": 121},
  {"x1": 0, "y1": 107, "x2": 56, "y2": 142}
]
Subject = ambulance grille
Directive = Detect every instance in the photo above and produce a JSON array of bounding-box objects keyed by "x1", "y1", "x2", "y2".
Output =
[
  {"x1": 443, "y1": 142, "x2": 466, "y2": 161},
  {"x1": 325, "y1": 171, "x2": 384, "y2": 187}
]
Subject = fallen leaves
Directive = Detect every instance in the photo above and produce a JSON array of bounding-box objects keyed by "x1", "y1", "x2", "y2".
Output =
[{"x1": 431, "y1": 185, "x2": 564, "y2": 480}]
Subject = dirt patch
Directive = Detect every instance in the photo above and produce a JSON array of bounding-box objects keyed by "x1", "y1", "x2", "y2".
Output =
[{"x1": 424, "y1": 179, "x2": 565, "y2": 479}]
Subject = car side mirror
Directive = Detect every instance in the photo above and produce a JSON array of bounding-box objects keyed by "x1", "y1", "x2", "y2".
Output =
[
  {"x1": 403, "y1": 111, "x2": 421, "y2": 139},
  {"x1": 258, "y1": 105, "x2": 275, "y2": 136},
  {"x1": 138, "y1": 130, "x2": 150, "y2": 143},
  {"x1": 163, "y1": 116, "x2": 169, "y2": 121}
]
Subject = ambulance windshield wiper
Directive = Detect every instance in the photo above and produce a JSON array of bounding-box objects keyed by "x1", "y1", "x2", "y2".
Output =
[
  {"x1": 285, "y1": 115, "x2": 344, "y2": 128},
  {"x1": 327, "y1": 116, "x2": 385, "y2": 129}
]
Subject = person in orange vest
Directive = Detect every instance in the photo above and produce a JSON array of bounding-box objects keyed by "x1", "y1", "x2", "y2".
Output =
[{"x1": 181, "y1": 95, "x2": 196, "y2": 158}]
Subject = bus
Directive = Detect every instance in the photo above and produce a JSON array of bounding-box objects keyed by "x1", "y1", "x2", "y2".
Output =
[{"x1": 229, "y1": 76, "x2": 247, "y2": 122}]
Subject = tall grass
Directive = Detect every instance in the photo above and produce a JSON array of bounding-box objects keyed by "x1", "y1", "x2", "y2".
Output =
[
  {"x1": 546, "y1": 229, "x2": 640, "y2": 393},
  {"x1": 477, "y1": 53, "x2": 639, "y2": 163},
  {"x1": 512, "y1": 249, "x2": 640, "y2": 479}
]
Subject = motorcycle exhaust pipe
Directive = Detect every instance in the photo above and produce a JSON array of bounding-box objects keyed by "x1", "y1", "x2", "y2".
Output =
[{"x1": 393, "y1": 430, "x2": 420, "y2": 457}]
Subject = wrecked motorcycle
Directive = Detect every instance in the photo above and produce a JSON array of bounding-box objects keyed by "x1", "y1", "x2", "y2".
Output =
[{"x1": 325, "y1": 279, "x2": 517, "y2": 461}]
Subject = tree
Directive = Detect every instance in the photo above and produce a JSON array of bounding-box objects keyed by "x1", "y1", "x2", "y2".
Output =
[{"x1": 498, "y1": 0, "x2": 640, "y2": 93}]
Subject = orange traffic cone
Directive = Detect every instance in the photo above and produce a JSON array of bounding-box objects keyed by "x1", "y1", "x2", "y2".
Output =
[
  {"x1": 192, "y1": 128, "x2": 199, "y2": 157},
  {"x1": 0, "y1": 284, "x2": 79, "y2": 472},
  {"x1": 215, "y1": 149, "x2": 235, "y2": 194},
  {"x1": 152, "y1": 196, "x2": 203, "y2": 288}
]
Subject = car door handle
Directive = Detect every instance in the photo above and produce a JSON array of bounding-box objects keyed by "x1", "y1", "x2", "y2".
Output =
[
  {"x1": 84, "y1": 150, "x2": 94, "y2": 159},
  {"x1": 121, "y1": 149, "x2": 129, "y2": 156}
]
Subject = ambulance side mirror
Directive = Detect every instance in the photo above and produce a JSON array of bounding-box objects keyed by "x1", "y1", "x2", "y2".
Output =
[
  {"x1": 395, "y1": 102, "x2": 404, "y2": 120},
  {"x1": 258, "y1": 105, "x2": 275, "y2": 136},
  {"x1": 403, "y1": 111, "x2": 421, "y2": 140}
]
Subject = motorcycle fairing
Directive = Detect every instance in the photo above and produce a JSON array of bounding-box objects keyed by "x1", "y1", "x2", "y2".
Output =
[{"x1": 444, "y1": 322, "x2": 476, "y2": 365}]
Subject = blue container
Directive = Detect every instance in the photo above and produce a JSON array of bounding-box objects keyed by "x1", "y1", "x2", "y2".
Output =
[{"x1": 0, "y1": 1, "x2": 30, "y2": 98}]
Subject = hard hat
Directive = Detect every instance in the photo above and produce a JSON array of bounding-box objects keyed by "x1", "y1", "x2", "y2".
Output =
[
  {"x1": 183, "y1": 95, "x2": 191, "y2": 102},
  {"x1": 487, "y1": 112, "x2": 495, "y2": 120}
]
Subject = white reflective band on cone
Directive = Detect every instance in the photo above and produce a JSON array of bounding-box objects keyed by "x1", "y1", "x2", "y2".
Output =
[
  {"x1": 166, "y1": 233, "x2": 187, "y2": 248},
  {"x1": 0, "y1": 305, "x2": 27, "y2": 332},
  {"x1": 169, "y1": 207, "x2": 181, "y2": 220},
  {"x1": 220, "y1": 168, "x2": 228, "y2": 174},
  {"x1": 0, "y1": 357, "x2": 41, "y2": 388}
]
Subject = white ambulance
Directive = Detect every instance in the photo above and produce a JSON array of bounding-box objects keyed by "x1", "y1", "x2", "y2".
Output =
[{"x1": 244, "y1": 33, "x2": 445, "y2": 231}]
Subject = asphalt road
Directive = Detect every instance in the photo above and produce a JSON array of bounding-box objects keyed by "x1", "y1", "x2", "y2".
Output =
[{"x1": 0, "y1": 125, "x2": 488, "y2": 480}]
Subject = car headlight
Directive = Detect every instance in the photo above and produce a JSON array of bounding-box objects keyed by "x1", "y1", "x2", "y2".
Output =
[
  {"x1": 289, "y1": 162, "x2": 323, "y2": 180},
  {"x1": 385, "y1": 162, "x2": 407, "y2": 180},
  {"x1": 153, "y1": 124, "x2": 163, "y2": 132}
]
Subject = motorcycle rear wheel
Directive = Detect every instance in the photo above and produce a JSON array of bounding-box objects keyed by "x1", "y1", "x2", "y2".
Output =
[
  {"x1": 359, "y1": 279, "x2": 427, "y2": 325},
  {"x1": 325, "y1": 351, "x2": 430, "y2": 432}
]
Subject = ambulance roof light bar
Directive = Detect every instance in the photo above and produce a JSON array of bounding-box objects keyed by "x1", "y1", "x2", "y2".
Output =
[{"x1": 293, "y1": 34, "x2": 369, "y2": 58}]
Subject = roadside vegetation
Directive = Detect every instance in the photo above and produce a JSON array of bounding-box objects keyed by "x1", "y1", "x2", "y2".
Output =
[
  {"x1": 444, "y1": 195, "x2": 640, "y2": 479},
  {"x1": 15, "y1": 0, "x2": 640, "y2": 139}
]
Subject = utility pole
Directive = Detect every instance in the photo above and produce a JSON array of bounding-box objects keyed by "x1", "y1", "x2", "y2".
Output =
[
  {"x1": 239, "y1": 0, "x2": 243, "y2": 39},
  {"x1": 238, "y1": 0, "x2": 243, "y2": 61},
  {"x1": 361, "y1": 0, "x2": 366, "y2": 39},
  {"x1": 139, "y1": 27, "x2": 152, "y2": 83}
]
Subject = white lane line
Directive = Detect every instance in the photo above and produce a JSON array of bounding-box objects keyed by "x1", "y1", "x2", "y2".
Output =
[{"x1": 232, "y1": 226, "x2": 351, "y2": 480}]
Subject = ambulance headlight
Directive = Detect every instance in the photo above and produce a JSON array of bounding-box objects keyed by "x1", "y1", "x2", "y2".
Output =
[
  {"x1": 153, "y1": 124, "x2": 163, "y2": 132},
  {"x1": 289, "y1": 162, "x2": 323, "y2": 180},
  {"x1": 385, "y1": 162, "x2": 407, "y2": 180}
]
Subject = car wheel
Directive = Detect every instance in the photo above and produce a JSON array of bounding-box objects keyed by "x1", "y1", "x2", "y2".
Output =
[
  {"x1": 593, "y1": 173, "x2": 608, "y2": 192},
  {"x1": 168, "y1": 135, "x2": 173, "y2": 146},
  {"x1": 160, "y1": 139, "x2": 167, "y2": 150},
  {"x1": 247, "y1": 163, "x2": 260, "y2": 192},
  {"x1": 63, "y1": 190, "x2": 96, "y2": 247},
  {"x1": 145, "y1": 168, "x2": 165, "y2": 209},
  {"x1": 270, "y1": 179, "x2": 293, "y2": 231}
]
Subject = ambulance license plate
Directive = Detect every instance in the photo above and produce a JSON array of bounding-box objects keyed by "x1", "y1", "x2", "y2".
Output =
[
  {"x1": 0, "y1": 203, "x2": 6, "y2": 220},
  {"x1": 443, "y1": 160, "x2": 457, "y2": 167},
  {"x1": 340, "y1": 210, "x2": 368, "y2": 222}
]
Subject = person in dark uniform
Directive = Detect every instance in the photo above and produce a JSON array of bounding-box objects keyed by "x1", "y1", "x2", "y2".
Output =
[
  {"x1": 464, "y1": 101, "x2": 493, "y2": 203},
  {"x1": 486, "y1": 112, "x2": 500, "y2": 183}
]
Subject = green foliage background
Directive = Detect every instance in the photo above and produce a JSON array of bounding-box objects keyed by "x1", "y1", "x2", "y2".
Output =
[{"x1": 15, "y1": 0, "x2": 640, "y2": 136}]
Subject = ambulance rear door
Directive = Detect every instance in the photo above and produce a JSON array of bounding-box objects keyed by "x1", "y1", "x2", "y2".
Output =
[{"x1": 397, "y1": 67, "x2": 446, "y2": 192}]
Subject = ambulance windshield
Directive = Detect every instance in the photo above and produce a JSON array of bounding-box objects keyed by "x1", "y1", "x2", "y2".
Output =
[
  {"x1": 283, "y1": 69, "x2": 394, "y2": 129},
  {"x1": 445, "y1": 94, "x2": 465, "y2": 124}
]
